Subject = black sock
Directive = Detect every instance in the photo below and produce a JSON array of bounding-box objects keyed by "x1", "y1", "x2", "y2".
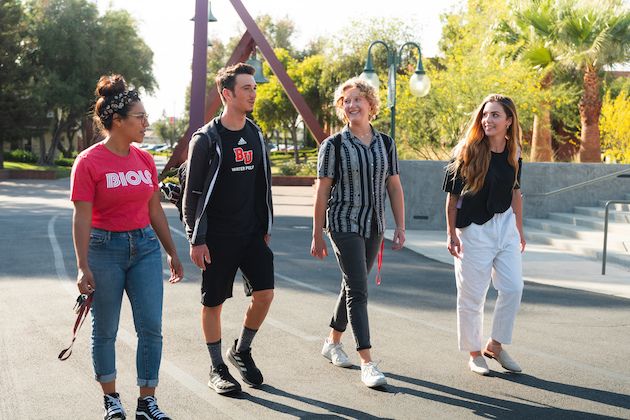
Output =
[
  {"x1": 236, "y1": 326, "x2": 258, "y2": 352},
  {"x1": 207, "y1": 339, "x2": 223, "y2": 367}
]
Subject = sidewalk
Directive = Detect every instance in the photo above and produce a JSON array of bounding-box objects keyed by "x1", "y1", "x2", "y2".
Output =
[
  {"x1": 386, "y1": 229, "x2": 630, "y2": 300},
  {"x1": 270, "y1": 186, "x2": 630, "y2": 300}
]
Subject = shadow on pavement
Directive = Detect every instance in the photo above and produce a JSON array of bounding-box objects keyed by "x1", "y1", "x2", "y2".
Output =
[
  {"x1": 250, "y1": 384, "x2": 392, "y2": 419},
  {"x1": 494, "y1": 372, "x2": 630, "y2": 410},
  {"x1": 386, "y1": 372, "x2": 623, "y2": 419}
]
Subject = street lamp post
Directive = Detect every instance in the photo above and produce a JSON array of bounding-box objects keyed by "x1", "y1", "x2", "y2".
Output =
[{"x1": 359, "y1": 41, "x2": 430, "y2": 140}]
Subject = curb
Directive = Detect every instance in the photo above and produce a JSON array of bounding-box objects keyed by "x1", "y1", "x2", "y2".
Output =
[
  {"x1": 0, "y1": 169, "x2": 57, "y2": 180},
  {"x1": 272, "y1": 176, "x2": 316, "y2": 186}
]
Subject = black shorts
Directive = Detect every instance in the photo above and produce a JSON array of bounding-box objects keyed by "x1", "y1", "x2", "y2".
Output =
[{"x1": 201, "y1": 233, "x2": 274, "y2": 307}]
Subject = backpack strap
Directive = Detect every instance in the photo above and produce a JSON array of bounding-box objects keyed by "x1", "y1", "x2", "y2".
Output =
[
  {"x1": 332, "y1": 132, "x2": 343, "y2": 186},
  {"x1": 381, "y1": 133, "x2": 393, "y2": 155}
]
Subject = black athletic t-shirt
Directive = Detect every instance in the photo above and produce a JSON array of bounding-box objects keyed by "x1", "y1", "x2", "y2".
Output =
[
  {"x1": 443, "y1": 148, "x2": 522, "y2": 228},
  {"x1": 206, "y1": 120, "x2": 263, "y2": 236}
]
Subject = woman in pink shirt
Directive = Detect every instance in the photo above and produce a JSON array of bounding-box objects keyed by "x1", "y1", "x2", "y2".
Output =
[{"x1": 71, "y1": 74, "x2": 183, "y2": 420}]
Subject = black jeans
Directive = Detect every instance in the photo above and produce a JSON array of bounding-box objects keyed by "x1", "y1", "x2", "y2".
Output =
[{"x1": 328, "y1": 230, "x2": 383, "y2": 351}]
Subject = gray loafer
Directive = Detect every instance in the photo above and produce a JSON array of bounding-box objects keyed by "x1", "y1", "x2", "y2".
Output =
[
  {"x1": 468, "y1": 355, "x2": 490, "y2": 375},
  {"x1": 484, "y1": 349, "x2": 522, "y2": 373}
]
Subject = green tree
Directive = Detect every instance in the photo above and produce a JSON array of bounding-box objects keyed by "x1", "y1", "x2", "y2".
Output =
[
  {"x1": 26, "y1": 0, "x2": 155, "y2": 164},
  {"x1": 27, "y1": 0, "x2": 101, "y2": 162},
  {"x1": 496, "y1": 0, "x2": 563, "y2": 161},
  {"x1": 557, "y1": 0, "x2": 630, "y2": 162},
  {"x1": 153, "y1": 114, "x2": 188, "y2": 148},
  {"x1": 600, "y1": 89, "x2": 630, "y2": 163},
  {"x1": 256, "y1": 14, "x2": 296, "y2": 53},
  {"x1": 97, "y1": 10, "x2": 156, "y2": 92},
  {"x1": 254, "y1": 49, "x2": 301, "y2": 163},
  {"x1": 327, "y1": 17, "x2": 419, "y2": 137},
  {"x1": 395, "y1": 0, "x2": 542, "y2": 158},
  {"x1": 0, "y1": 0, "x2": 41, "y2": 168}
]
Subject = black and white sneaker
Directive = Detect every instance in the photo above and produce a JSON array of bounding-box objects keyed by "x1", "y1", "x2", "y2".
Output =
[
  {"x1": 226, "y1": 339, "x2": 264, "y2": 386},
  {"x1": 208, "y1": 363, "x2": 242, "y2": 395},
  {"x1": 135, "y1": 396, "x2": 171, "y2": 420},
  {"x1": 103, "y1": 393, "x2": 126, "y2": 420}
]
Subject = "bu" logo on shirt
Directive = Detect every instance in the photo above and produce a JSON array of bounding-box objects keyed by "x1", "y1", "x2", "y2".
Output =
[{"x1": 233, "y1": 147, "x2": 253, "y2": 164}]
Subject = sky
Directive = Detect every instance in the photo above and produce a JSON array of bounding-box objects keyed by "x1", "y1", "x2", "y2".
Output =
[{"x1": 94, "y1": 0, "x2": 463, "y2": 123}]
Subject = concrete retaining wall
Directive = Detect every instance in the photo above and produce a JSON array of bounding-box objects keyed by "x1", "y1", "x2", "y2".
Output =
[{"x1": 385, "y1": 161, "x2": 630, "y2": 230}]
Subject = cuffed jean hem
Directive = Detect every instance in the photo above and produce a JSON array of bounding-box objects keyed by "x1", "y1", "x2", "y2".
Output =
[
  {"x1": 137, "y1": 378, "x2": 159, "y2": 388},
  {"x1": 329, "y1": 323, "x2": 347, "y2": 333},
  {"x1": 356, "y1": 345, "x2": 372, "y2": 351},
  {"x1": 96, "y1": 372, "x2": 116, "y2": 383}
]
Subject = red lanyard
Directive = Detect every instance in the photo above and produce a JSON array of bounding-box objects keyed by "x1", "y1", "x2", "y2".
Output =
[
  {"x1": 58, "y1": 293, "x2": 93, "y2": 361},
  {"x1": 375, "y1": 239, "x2": 385, "y2": 285}
]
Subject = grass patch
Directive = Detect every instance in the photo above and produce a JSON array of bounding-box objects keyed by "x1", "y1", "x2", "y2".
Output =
[
  {"x1": 269, "y1": 149, "x2": 318, "y2": 176},
  {"x1": 3, "y1": 161, "x2": 71, "y2": 178}
]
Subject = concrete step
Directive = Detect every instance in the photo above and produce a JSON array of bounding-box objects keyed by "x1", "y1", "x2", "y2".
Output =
[
  {"x1": 574, "y1": 206, "x2": 630, "y2": 223},
  {"x1": 597, "y1": 201, "x2": 630, "y2": 211},
  {"x1": 524, "y1": 218, "x2": 630, "y2": 241},
  {"x1": 524, "y1": 227, "x2": 630, "y2": 268},
  {"x1": 547, "y1": 212, "x2": 630, "y2": 232}
]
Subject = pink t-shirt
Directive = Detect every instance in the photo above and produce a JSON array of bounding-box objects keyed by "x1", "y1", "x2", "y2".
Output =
[{"x1": 71, "y1": 142, "x2": 158, "y2": 231}]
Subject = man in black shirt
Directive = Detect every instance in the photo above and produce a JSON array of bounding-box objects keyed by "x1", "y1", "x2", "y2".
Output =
[{"x1": 183, "y1": 63, "x2": 274, "y2": 395}]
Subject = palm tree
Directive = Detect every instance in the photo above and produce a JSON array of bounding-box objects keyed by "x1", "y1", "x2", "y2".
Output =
[
  {"x1": 496, "y1": 0, "x2": 561, "y2": 162},
  {"x1": 557, "y1": 0, "x2": 630, "y2": 162}
]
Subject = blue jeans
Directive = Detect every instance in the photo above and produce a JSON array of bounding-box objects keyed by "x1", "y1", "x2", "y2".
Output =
[{"x1": 88, "y1": 226, "x2": 163, "y2": 387}]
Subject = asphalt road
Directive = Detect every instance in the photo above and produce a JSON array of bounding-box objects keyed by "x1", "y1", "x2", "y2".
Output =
[{"x1": 0, "y1": 179, "x2": 629, "y2": 419}]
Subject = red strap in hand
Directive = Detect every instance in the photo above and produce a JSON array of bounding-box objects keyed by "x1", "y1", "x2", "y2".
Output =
[
  {"x1": 58, "y1": 293, "x2": 93, "y2": 361},
  {"x1": 375, "y1": 239, "x2": 385, "y2": 286}
]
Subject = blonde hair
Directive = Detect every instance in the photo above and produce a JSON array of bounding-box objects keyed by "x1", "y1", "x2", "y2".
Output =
[
  {"x1": 333, "y1": 77, "x2": 380, "y2": 123},
  {"x1": 447, "y1": 94, "x2": 522, "y2": 194}
]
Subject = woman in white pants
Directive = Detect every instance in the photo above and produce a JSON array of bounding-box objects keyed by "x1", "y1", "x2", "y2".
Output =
[{"x1": 443, "y1": 94, "x2": 525, "y2": 375}]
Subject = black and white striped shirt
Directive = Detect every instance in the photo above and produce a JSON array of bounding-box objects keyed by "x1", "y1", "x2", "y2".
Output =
[{"x1": 317, "y1": 125, "x2": 400, "y2": 238}]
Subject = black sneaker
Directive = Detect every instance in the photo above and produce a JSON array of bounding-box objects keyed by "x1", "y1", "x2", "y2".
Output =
[
  {"x1": 226, "y1": 339, "x2": 264, "y2": 386},
  {"x1": 135, "y1": 396, "x2": 171, "y2": 420},
  {"x1": 208, "y1": 363, "x2": 242, "y2": 395},
  {"x1": 103, "y1": 393, "x2": 126, "y2": 420}
]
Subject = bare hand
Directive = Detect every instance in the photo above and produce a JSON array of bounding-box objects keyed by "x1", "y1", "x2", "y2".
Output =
[
  {"x1": 520, "y1": 235, "x2": 526, "y2": 253},
  {"x1": 310, "y1": 234, "x2": 328, "y2": 259},
  {"x1": 190, "y1": 244, "x2": 211, "y2": 270},
  {"x1": 447, "y1": 233, "x2": 463, "y2": 258},
  {"x1": 392, "y1": 228, "x2": 405, "y2": 250},
  {"x1": 77, "y1": 267, "x2": 96, "y2": 295},
  {"x1": 167, "y1": 254, "x2": 184, "y2": 283},
  {"x1": 264, "y1": 234, "x2": 271, "y2": 246}
]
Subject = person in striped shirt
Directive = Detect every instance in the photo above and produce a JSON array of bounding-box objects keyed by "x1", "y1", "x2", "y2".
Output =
[{"x1": 311, "y1": 77, "x2": 406, "y2": 388}]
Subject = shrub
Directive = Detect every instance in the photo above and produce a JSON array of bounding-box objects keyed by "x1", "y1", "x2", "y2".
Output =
[
  {"x1": 601, "y1": 90, "x2": 630, "y2": 164},
  {"x1": 278, "y1": 161, "x2": 300, "y2": 176},
  {"x1": 54, "y1": 157, "x2": 75, "y2": 167},
  {"x1": 4, "y1": 149, "x2": 37, "y2": 163},
  {"x1": 278, "y1": 161, "x2": 317, "y2": 176}
]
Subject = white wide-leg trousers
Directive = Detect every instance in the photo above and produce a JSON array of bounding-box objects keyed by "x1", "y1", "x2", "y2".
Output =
[{"x1": 454, "y1": 208, "x2": 523, "y2": 352}]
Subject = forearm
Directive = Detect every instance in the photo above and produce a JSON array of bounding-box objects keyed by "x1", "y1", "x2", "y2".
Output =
[
  {"x1": 445, "y1": 194, "x2": 459, "y2": 236},
  {"x1": 313, "y1": 179, "x2": 331, "y2": 236},
  {"x1": 511, "y1": 189, "x2": 524, "y2": 234},
  {"x1": 72, "y1": 206, "x2": 92, "y2": 270},
  {"x1": 387, "y1": 178, "x2": 405, "y2": 230}
]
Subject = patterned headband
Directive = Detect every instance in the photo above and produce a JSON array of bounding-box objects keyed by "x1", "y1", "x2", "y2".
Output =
[{"x1": 98, "y1": 90, "x2": 140, "y2": 122}]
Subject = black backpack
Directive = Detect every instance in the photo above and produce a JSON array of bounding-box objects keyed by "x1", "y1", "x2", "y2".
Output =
[
  {"x1": 159, "y1": 161, "x2": 187, "y2": 221},
  {"x1": 331, "y1": 132, "x2": 393, "y2": 185},
  {"x1": 159, "y1": 132, "x2": 217, "y2": 221}
]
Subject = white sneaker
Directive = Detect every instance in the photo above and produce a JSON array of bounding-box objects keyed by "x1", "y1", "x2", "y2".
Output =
[
  {"x1": 321, "y1": 339, "x2": 352, "y2": 367},
  {"x1": 361, "y1": 361, "x2": 387, "y2": 387}
]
